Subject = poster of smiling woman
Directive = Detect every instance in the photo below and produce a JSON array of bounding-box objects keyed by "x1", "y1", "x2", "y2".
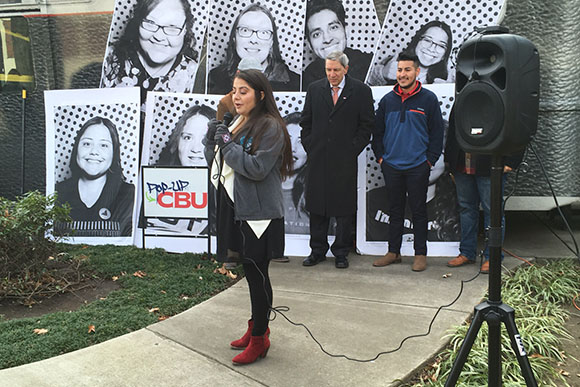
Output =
[
  {"x1": 206, "y1": 0, "x2": 305, "y2": 94},
  {"x1": 100, "y1": 0, "x2": 209, "y2": 95},
  {"x1": 366, "y1": 0, "x2": 507, "y2": 86},
  {"x1": 134, "y1": 92, "x2": 221, "y2": 252},
  {"x1": 45, "y1": 88, "x2": 141, "y2": 245}
]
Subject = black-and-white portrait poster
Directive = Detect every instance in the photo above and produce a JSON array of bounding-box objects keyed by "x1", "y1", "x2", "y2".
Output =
[
  {"x1": 45, "y1": 88, "x2": 141, "y2": 245},
  {"x1": 206, "y1": 0, "x2": 305, "y2": 94},
  {"x1": 136, "y1": 91, "x2": 222, "y2": 253},
  {"x1": 100, "y1": 0, "x2": 209, "y2": 94},
  {"x1": 366, "y1": 0, "x2": 507, "y2": 86},
  {"x1": 356, "y1": 83, "x2": 460, "y2": 256},
  {"x1": 301, "y1": 0, "x2": 380, "y2": 90},
  {"x1": 137, "y1": 91, "x2": 312, "y2": 256},
  {"x1": 274, "y1": 92, "x2": 311, "y2": 256}
]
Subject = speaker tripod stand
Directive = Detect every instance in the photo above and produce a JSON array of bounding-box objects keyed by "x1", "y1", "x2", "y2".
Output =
[{"x1": 445, "y1": 155, "x2": 538, "y2": 386}]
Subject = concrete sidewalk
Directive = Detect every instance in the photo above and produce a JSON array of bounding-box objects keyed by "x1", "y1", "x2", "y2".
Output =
[
  {"x1": 0, "y1": 211, "x2": 577, "y2": 386},
  {"x1": 0, "y1": 255, "x2": 519, "y2": 387}
]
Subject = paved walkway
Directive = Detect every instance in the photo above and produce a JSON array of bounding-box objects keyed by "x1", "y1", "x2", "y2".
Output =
[{"x1": 0, "y1": 212, "x2": 578, "y2": 386}]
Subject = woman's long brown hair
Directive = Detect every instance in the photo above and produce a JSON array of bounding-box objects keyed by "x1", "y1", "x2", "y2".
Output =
[{"x1": 232, "y1": 69, "x2": 293, "y2": 178}]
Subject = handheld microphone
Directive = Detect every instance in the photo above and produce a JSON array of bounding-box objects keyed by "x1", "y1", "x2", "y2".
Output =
[
  {"x1": 215, "y1": 112, "x2": 234, "y2": 152},
  {"x1": 214, "y1": 112, "x2": 235, "y2": 180},
  {"x1": 223, "y1": 112, "x2": 234, "y2": 127},
  {"x1": 214, "y1": 112, "x2": 235, "y2": 153}
]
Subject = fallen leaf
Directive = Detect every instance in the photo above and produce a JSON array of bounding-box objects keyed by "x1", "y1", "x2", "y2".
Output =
[
  {"x1": 99, "y1": 297, "x2": 107, "y2": 301},
  {"x1": 33, "y1": 328, "x2": 48, "y2": 335},
  {"x1": 160, "y1": 290, "x2": 167, "y2": 294},
  {"x1": 149, "y1": 307, "x2": 160, "y2": 313},
  {"x1": 215, "y1": 266, "x2": 227, "y2": 275},
  {"x1": 158, "y1": 316, "x2": 169, "y2": 321},
  {"x1": 88, "y1": 325, "x2": 96, "y2": 334},
  {"x1": 214, "y1": 264, "x2": 237, "y2": 279},
  {"x1": 530, "y1": 353, "x2": 543, "y2": 358},
  {"x1": 133, "y1": 270, "x2": 147, "y2": 278},
  {"x1": 560, "y1": 370, "x2": 570, "y2": 377}
]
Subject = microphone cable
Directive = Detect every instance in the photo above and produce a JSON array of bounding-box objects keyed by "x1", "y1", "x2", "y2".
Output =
[
  {"x1": 217, "y1": 120, "x2": 485, "y2": 362},
  {"x1": 239, "y1": 250, "x2": 484, "y2": 362}
]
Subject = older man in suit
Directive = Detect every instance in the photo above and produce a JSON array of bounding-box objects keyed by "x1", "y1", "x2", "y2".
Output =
[{"x1": 300, "y1": 50, "x2": 374, "y2": 269}]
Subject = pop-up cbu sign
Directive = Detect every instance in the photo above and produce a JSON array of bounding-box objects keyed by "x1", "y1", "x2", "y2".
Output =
[{"x1": 142, "y1": 166, "x2": 208, "y2": 219}]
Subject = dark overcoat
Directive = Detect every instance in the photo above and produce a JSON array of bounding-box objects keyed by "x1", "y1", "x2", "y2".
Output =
[{"x1": 300, "y1": 75, "x2": 374, "y2": 216}]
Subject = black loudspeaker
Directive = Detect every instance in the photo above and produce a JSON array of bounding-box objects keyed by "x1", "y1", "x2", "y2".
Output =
[{"x1": 455, "y1": 31, "x2": 540, "y2": 155}]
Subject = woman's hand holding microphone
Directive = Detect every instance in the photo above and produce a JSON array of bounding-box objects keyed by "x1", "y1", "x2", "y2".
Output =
[
  {"x1": 206, "y1": 112, "x2": 234, "y2": 149},
  {"x1": 205, "y1": 118, "x2": 220, "y2": 144},
  {"x1": 214, "y1": 124, "x2": 232, "y2": 148}
]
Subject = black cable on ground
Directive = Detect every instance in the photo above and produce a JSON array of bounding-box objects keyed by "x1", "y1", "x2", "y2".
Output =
[{"x1": 267, "y1": 269, "x2": 482, "y2": 362}]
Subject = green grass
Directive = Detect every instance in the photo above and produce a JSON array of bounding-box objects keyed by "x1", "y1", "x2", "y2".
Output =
[
  {"x1": 0, "y1": 244, "x2": 242, "y2": 370},
  {"x1": 406, "y1": 259, "x2": 580, "y2": 386}
]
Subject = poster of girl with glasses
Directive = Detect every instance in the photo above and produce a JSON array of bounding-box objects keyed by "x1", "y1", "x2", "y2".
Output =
[
  {"x1": 366, "y1": 0, "x2": 507, "y2": 86},
  {"x1": 206, "y1": 2, "x2": 304, "y2": 94},
  {"x1": 100, "y1": 0, "x2": 209, "y2": 95}
]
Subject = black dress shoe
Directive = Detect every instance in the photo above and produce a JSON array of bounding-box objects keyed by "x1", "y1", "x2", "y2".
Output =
[
  {"x1": 302, "y1": 254, "x2": 326, "y2": 266},
  {"x1": 335, "y1": 256, "x2": 349, "y2": 269}
]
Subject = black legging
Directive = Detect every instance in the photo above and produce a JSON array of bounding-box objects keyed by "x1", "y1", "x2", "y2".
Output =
[{"x1": 242, "y1": 259, "x2": 272, "y2": 336}]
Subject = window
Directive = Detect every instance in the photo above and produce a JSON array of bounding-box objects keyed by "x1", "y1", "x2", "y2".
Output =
[
  {"x1": 0, "y1": 1, "x2": 38, "y2": 5},
  {"x1": 0, "y1": 17, "x2": 34, "y2": 91}
]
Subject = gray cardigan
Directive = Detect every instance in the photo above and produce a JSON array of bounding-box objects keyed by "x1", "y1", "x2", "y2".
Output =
[{"x1": 204, "y1": 116, "x2": 285, "y2": 221}]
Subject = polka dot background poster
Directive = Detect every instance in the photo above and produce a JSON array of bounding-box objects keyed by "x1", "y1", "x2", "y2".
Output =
[
  {"x1": 206, "y1": 0, "x2": 305, "y2": 94},
  {"x1": 301, "y1": 0, "x2": 381, "y2": 89},
  {"x1": 133, "y1": 91, "x2": 222, "y2": 253},
  {"x1": 87, "y1": 0, "x2": 510, "y2": 254},
  {"x1": 100, "y1": 0, "x2": 209, "y2": 93},
  {"x1": 366, "y1": 0, "x2": 507, "y2": 86},
  {"x1": 45, "y1": 87, "x2": 141, "y2": 246}
]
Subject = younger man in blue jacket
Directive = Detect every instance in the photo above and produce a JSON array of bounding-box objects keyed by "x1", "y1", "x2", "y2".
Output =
[{"x1": 371, "y1": 52, "x2": 444, "y2": 271}]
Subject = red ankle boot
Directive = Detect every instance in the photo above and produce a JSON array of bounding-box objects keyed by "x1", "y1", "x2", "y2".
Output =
[
  {"x1": 230, "y1": 320, "x2": 253, "y2": 349},
  {"x1": 232, "y1": 334, "x2": 270, "y2": 365},
  {"x1": 230, "y1": 320, "x2": 270, "y2": 349}
]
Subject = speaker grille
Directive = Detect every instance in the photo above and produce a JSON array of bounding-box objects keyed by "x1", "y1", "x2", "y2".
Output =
[{"x1": 456, "y1": 82, "x2": 505, "y2": 147}]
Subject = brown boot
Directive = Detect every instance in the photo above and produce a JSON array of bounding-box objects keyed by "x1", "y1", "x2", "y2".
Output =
[
  {"x1": 412, "y1": 255, "x2": 427, "y2": 272},
  {"x1": 373, "y1": 252, "x2": 401, "y2": 267}
]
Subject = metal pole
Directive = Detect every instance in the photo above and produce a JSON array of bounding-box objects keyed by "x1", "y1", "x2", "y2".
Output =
[
  {"x1": 21, "y1": 89, "x2": 26, "y2": 195},
  {"x1": 487, "y1": 153, "x2": 504, "y2": 386}
]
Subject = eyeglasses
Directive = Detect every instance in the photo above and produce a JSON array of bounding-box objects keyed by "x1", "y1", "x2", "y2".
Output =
[
  {"x1": 236, "y1": 26, "x2": 273, "y2": 40},
  {"x1": 141, "y1": 19, "x2": 185, "y2": 36},
  {"x1": 419, "y1": 35, "x2": 448, "y2": 52}
]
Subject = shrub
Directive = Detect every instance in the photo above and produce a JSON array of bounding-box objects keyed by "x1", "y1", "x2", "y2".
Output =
[{"x1": 0, "y1": 191, "x2": 70, "y2": 280}]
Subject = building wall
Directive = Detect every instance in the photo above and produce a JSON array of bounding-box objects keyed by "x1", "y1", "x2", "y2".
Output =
[
  {"x1": 0, "y1": 13, "x2": 111, "y2": 199},
  {"x1": 502, "y1": 0, "x2": 580, "y2": 197}
]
